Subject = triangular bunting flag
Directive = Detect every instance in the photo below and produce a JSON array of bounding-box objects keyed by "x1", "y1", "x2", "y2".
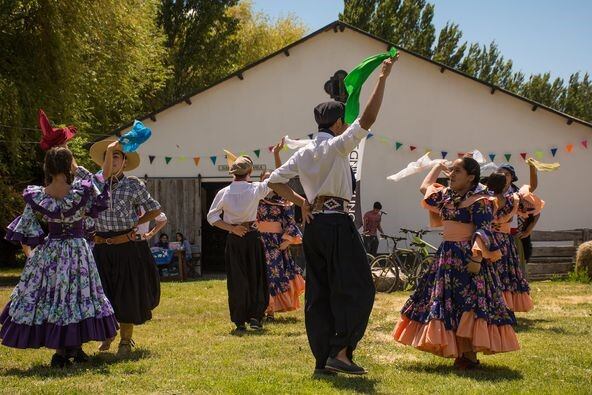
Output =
[
  {"x1": 582, "y1": 140, "x2": 588, "y2": 149},
  {"x1": 441, "y1": 151, "x2": 448, "y2": 159},
  {"x1": 178, "y1": 156, "x2": 187, "y2": 162},
  {"x1": 504, "y1": 153, "x2": 512, "y2": 161},
  {"x1": 395, "y1": 142, "x2": 403, "y2": 150},
  {"x1": 550, "y1": 147, "x2": 558, "y2": 157},
  {"x1": 489, "y1": 153, "x2": 496, "y2": 162},
  {"x1": 193, "y1": 157, "x2": 200, "y2": 167},
  {"x1": 409, "y1": 146, "x2": 416, "y2": 151},
  {"x1": 210, "y1": 156, "x2": 217, "y2": 165},
  {"x1": 424, "y1": 148, "x2": 431, "y2": 154},
  {"x1": 566, "y1": 144, "x2": 574, "y2": 153},
  {"x1": 520, "y1": 152, "x2": 527, "y2": 160},
  {"x1": 148, "y1": 155, "x2": 155, "y2": 164},
  {"x1": 308, "y1": 133, "x2": 314, "y2": 139},
  {"x1": 268, "y1": 145, "x2": 274, "y2": 153},
  {"x1": 367, "y1": 133, "x2": 374, "y2": 139},
  {"x1": 534, "y1": 150, "x2": 544, "y2": 160},
  {"x1": 378, "y1": 136, "x2": 389, "y2": 144},
  {"x1": 165, "y1": 157, "x2": 172, "y2": 164},
  {"x1": 254, "y1": 149, "x2": 261, "y2": 158},
  {"x1": 457, "y1": 152, "x2": 464, "y2": 158}
]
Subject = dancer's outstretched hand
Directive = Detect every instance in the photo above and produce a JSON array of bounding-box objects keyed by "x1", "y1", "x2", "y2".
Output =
[
  {"x1": 380, "y1": 55, "x2": 398, "y2": 78},
  {"x1": 272, "y1": 138, "x2": 285, "y2": 154}
]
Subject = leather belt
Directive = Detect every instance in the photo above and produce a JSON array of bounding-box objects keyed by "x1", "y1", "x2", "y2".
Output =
[
  {"x1": 312, "y1": 196, "x2": 349, "y2": 213},
  {"x1": 94, "y1": 230, "x2": 137, "y2": 245},
  {"x1": 231, "y1": 221, "x2": 257, "y2": 232}
]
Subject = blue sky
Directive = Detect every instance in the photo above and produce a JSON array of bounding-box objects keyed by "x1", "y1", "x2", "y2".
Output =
[{"x1": 251, "y1": 0, "x2": 591, "y2": 81}]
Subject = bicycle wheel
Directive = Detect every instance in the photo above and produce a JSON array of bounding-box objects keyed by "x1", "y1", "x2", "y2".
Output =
[
  {"x1": 366, "y1": 253, "x2": 375, "y2": 265},
  {"x1": 370, "y1": 256, "x2": 401, "y2": 293},
  {"x1": 395, "y1": 250, "x2": 423, "y2": 290}
]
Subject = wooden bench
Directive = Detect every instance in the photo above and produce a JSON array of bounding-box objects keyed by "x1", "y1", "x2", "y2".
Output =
[{"x1": 527, "y1": 230, "x2": 588, "y2": 280}]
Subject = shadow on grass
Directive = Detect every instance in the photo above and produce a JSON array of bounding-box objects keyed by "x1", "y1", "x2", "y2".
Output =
[
  {"x1": 268, "y1": 316, "x2": 300, "y2": 325},
  {"x1": 400, "y1": 361, "x2": 523, "y2": 382},
  {"x1": 0, "y1": 275, "x2": 20, "y2": 287},
  {"x1": 514, "y1": 317, "x2": 551, "y2": 332},
  {"x1": 3, "y1": 348, "x2": 152, "y2": 378},
  {"x1": 515, "y1": 317, "x2": 572, "y2": 335},
  {"x1": 229, "y1": 328, "x2": 269, "y2": 337},
  {"x1": 312, "y1": 374, "x2": 378, "y2": 393}
]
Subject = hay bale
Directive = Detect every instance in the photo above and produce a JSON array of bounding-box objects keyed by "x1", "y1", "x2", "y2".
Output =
[{"x1": 575, "y1": 241, "x2": 592, "y2": 279}]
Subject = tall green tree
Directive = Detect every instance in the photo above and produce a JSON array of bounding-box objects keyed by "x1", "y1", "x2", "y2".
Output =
[
  {"x1": 157, "y1": 0, "x2": 240, "y2": 102},
  {"x1": 0, "y1": 0, "x2": 170, "y2": 230},
  {"x1": 341, "y1": 0, "x2": 591, "y2": 123},
  {"x1": 227, "y1": 1, "x2": 306, "y2": 69}
]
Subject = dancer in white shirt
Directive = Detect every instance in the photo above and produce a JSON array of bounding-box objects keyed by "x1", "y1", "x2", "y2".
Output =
[
  {"x1": 207, "y1": 156, "x2": 279, "y2": 332},
  {"x1": 268, "y1": 57, "x2": 397, "y2": 375}
]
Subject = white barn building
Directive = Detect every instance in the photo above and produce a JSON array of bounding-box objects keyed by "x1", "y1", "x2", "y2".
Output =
[{"x1": 105, "y1": 22, "x2": 592, "y2": 271}]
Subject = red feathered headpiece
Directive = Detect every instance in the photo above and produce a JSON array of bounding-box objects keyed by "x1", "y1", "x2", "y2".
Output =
[{"x1": 38, "y1": 109, "x2": 77, "y2": 151}]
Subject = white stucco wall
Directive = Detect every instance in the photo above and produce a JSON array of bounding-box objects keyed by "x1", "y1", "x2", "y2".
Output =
[{"x1": 130, "y1": 27, "x2": 592, "y2": 250}]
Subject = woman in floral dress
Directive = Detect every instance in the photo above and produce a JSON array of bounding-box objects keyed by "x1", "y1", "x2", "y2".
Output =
[
  {"x1": 392, "y1": 158, "x2": 520, "y2": 369},
  {"x1": 257, "y1": 176, "x2": 305, "y2": 318},
  {"x1": 488, "y1": 163, "x2": 544, "y2": 312},
  {"x1": 256, "y1": 140, "x2": 305, "y2": 319},
  {"x1": 0, "y1": 147, "x2": 118, "y2": 367}
]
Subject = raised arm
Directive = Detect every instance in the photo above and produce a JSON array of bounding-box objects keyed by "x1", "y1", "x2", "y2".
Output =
[
  {"x1": 102, "y1": 141, "x2": 119, "y2": 179},
  {"x1": 420, "y1": 163, "x2": 447, "y2": 195},
  {"x1": 359, "y1": 56, "x2": 396, "y2": 130},
  {"x1": 272, "y1": 138, "x2": 285, "y2": 169},
  {"x1": 528, "y1": 161, "x2": 538, "y2": 192}
]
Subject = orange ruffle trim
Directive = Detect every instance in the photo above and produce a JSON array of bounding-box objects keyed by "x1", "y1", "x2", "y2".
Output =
[
  {"x1": 392, "y1": 312, "x2": 520, "y2": 358},
  {"x1": 266, "y1": 275, "x2": 305, "y2": 314},
  {"x1": 502, "y1": 291, "x2": 534, "y2": 312}
]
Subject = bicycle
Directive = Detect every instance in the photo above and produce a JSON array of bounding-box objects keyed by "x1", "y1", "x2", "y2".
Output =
[
  {"x1": 399, "y1": 228, "x2": 438, "y2": 287},
  {"x1": 369, "y1": 235, "x2": 406, "y2": 293}
]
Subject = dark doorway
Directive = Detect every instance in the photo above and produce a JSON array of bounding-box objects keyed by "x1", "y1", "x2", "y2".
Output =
[{"x1": 201, "y1": 181, "x2": 231, "y2": 272}]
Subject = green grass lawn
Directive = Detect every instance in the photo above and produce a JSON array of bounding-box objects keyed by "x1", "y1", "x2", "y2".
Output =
[{"x1": 0, "y1": 268, "x2": 591, "y2": 394}]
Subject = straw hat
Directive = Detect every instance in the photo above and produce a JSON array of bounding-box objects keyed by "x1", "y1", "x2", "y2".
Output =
[
  {"x1": 90, "y1": 136, "x2": 140, "y2": 172},
  {"x1": 224, "y1": 149, "x2": 253, "y2": 176}
]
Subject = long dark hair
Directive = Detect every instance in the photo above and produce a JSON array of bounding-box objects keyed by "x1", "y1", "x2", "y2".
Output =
[
  {"x1": 461, "y1": 157, "x2": 480, "y2": 189},
  {"x1": 176, "y1": 232, "x2": 185, "y2": 242},
  {"x1": 487, "y1": 171, "x2": 507, "y2": 195},
  {"x1": 44, "y1": 147, "x2": 73, "y2": 185}
]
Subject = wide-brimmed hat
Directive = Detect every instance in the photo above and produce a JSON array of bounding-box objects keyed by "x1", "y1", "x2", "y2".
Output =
[
  {"x1": 90, "y1": 136, "x2": 140, "y2": 172},
  {"x1": 224, "y1": 149, "x2": 253, "y2": 176},
  {"x1": 498, "y1": 163, "x2": 518, "y2": 182},
  {"x1": 38, "y1": 109, "x2": 77, "y2": 151}
]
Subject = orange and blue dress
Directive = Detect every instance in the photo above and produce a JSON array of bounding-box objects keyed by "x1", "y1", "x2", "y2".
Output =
[
  {"x1": 256, "y1": 195, "x2": 305, "y2": 314},
  {"x1": 393, "y1": 184, "x2": 520, "y2": 358},
  {"x1": 491, "y1": 185, "x2": 544, "y2": 312}
]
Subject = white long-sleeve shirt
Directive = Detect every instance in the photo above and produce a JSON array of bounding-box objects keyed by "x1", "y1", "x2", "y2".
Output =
[
  {"x1": 207, "y1": 180, "x2": 271, "y2": 225},
  {"x1": 268, "y1": 119, "x2": 368, "y2": 202}
]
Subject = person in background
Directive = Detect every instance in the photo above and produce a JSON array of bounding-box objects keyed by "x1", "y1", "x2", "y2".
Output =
[
  {"x1": 362, "y1": 202, "x2": 384, "y2": 256},
  {"x1": 176, "y1": 232, "x2": 192, "y2": 262},
  {"x1": 156, "y1": 233, "x2": 169, "y2": 249}
]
